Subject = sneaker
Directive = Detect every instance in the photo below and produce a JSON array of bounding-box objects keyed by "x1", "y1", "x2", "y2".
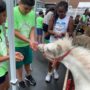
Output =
[
  {"x1": 53, "y1": 69, "x2": 59, "y2": 80},
  {"x1": 25, "y1": 75, "x2": 36, "y2": 86},
  {"x1": 18, "y1": 80, "x2": 26, "y2": 88},
  {"x1": 25, "y1": 79, "x2": 31, "y2": 87},
  {"x1": 45, "y1": 72, "x2": 52, "y2": 83}
]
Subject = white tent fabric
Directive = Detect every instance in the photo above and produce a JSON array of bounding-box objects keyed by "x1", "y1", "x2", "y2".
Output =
[{"x1": 78, "y1": 2, "x2": 90, "y2": 8}]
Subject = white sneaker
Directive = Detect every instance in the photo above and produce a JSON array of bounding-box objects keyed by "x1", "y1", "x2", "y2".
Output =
[
  {"x1": 53, "y1": 69, "x2": 59, "y2": 80},
  {"x1": 45, "y1": 72, "x2": 52, "y2": 83}
]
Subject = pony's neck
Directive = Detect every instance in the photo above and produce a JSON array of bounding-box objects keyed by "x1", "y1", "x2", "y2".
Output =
[
  {"x1": 60, "y1": 44, "x2": 73, "y2": 53},
  {"x1": 62, "y1": 55, "x2": 90, "y2": 90}
]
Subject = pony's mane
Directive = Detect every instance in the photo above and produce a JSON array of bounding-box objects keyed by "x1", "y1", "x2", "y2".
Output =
[
  {"x1": 55, "y1": 36, "x2": 73, "y2": 51},
  {"x1": 55, "y1": 36, "x2": 90, "y2": 74}
]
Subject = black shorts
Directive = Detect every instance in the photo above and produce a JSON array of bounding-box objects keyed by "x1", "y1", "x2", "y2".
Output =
[
  {"x1": 0, "y1": 72, "x2": 8, "y2": 84},
  {"x1": 43, "y1": 23, "x2": 48, "y2": 32},
  {"x1": 43, "y1": 23, "x2": 50, "y2": 40}
]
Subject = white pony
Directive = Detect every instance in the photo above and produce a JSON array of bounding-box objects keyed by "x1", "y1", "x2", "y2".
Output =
[{"x1": 38, "y1": 36, "x2": 90, "y2": 90}]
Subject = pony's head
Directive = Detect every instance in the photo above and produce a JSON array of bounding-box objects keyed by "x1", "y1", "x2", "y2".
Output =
[
  {"x1": 38, "y1": 36, "x2": 73, "y2": 60},
  {"x1": 38, "y1": 42, "x2": 63, "y2": 60}
]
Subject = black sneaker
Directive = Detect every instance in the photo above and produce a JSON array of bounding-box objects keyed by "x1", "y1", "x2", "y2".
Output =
[
  {"x1": 18, "y1": 80, "x2": 26, "y2": 88},
  {"x1": 25, "y1": 75, "x2": 36, "y2": 86},
  {"x1": 25, "y1": 79, "x2": 30, "y2": 87}
]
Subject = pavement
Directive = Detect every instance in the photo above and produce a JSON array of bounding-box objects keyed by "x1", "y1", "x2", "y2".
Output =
[{"x1": 10, "y1": 50, "x2": 67, "y2": 90}]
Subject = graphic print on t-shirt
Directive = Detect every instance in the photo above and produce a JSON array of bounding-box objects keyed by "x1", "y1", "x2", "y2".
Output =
[
  {"x1": 19, "y1": 22, "x2": 31, "y2": 38},
  {"x1": 54, "y1": 21, "x2": 66, "y2": 34}
]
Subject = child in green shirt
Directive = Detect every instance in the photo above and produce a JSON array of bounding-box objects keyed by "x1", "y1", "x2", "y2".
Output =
[
  {"x1": 36, "y1": 11, "x2": 44, "y2": 43},
  {"x1": 0, "y1": 1, "x2": 24, "y2": 90},
  {"x1": 14, "y1": 0, "x2": 37, "y2": 88}
]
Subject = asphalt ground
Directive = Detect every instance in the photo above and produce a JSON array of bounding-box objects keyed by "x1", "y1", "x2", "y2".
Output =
[{"x1": 9, "y1": 50, "x2": 66, "y2": 90}]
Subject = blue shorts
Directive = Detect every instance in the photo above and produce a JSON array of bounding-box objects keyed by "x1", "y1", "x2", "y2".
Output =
[{"x1": 37, "y1": 28, "x2": 43, "y2": 35}]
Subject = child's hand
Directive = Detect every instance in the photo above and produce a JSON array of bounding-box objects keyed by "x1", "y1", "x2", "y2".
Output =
[
  {"x1": 15, "y1": 52, "x2": 24, "y2": 62},
  {"x1": 54, "y1": 33, "x2": 61, "y2": 38},
  {"x1": 51, "y1": 59, "x2": 59, "y2": 68},
  {"x1": 51, "y1": 56, "x2": 63, "y2": 67},
  {"x1": 54, "y1": 33, "x2": 65, "y2": 38},
  {"x1": 29, "y1": 41, "x2": 38, "y2": 51}
]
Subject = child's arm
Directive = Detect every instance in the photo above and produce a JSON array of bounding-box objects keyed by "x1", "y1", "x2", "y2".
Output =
[
  {"x1": 30, "y1": 27, "x2": 35, "y2": 42},
  {"x1": 0, "y1": 52, "x2": 24, "y2": 62},
  {"x1": 48, "y1": 15, "x2": 56, "y2": 35},
  {"x1": 15, "y1": 30, "x2": 30, "y2": 43},
  {"x1": 29, "y1": 27, "x2": 38, "y2": 51},
  {"x1": 0, "y1": 55, "x2": 9, "y2": 62},
  {"x1": 67, "y1": 17, "x2": 74, "y2": 37}
]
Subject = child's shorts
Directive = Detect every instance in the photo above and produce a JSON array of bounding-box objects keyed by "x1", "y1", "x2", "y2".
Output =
[
  {"x1": 37, "y1": 28, "x2": 43, "y2": 35},
  {"x1": 0, "y1": 72, "x2": 8, "y2": 84},
  {"x1": 15, "y1": 45, "x2": 32, "y2": 69}
]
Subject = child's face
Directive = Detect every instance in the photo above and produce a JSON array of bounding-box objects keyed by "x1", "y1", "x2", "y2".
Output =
[
  {"x1": 57, "y1": 6, "x2": 67, "y2": 19},
  {"x1": 0, "y1": 11, "x2": 6, "y2": 25},
  {"x1": 19, "y1": 4, "x2": 33, "y2": 15}
]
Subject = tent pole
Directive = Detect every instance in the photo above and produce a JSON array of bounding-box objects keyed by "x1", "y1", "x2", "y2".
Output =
[
  {"x1": 5, "y1": 0, "x2": 17, "y2": 90},
  {"x1": 34, "y1": 0, "x2": 37, "y2": 40}
]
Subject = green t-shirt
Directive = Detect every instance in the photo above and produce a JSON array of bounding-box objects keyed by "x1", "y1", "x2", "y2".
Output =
[
  {"x1": 81, "y1": 15, "x2": 88, "y2": 23},
  {"x1": 36, "y1": 16, "x2": 43, "y2": 29},
  {"x1": 14, "y1": 6, "x2": 35, "y2": 47},
  {"x1": 0, "y1": 25, "x2": 8, "y2": 77}
]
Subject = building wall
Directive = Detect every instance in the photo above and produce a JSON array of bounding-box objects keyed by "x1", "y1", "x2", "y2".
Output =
[
  {"x1": 43, "y1": 0, "x2": 60, "y2": 4},
  {"x1": 69, "y1": 0, "x2": 90, "y2": 8},
  {"x1": 43, "y1": 0, "x2": 90, "y2": 8}
]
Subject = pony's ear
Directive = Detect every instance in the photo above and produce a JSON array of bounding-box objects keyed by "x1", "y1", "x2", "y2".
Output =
[{"x1": 65, "y1": 33, "x2": 73, "y2": 44}]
